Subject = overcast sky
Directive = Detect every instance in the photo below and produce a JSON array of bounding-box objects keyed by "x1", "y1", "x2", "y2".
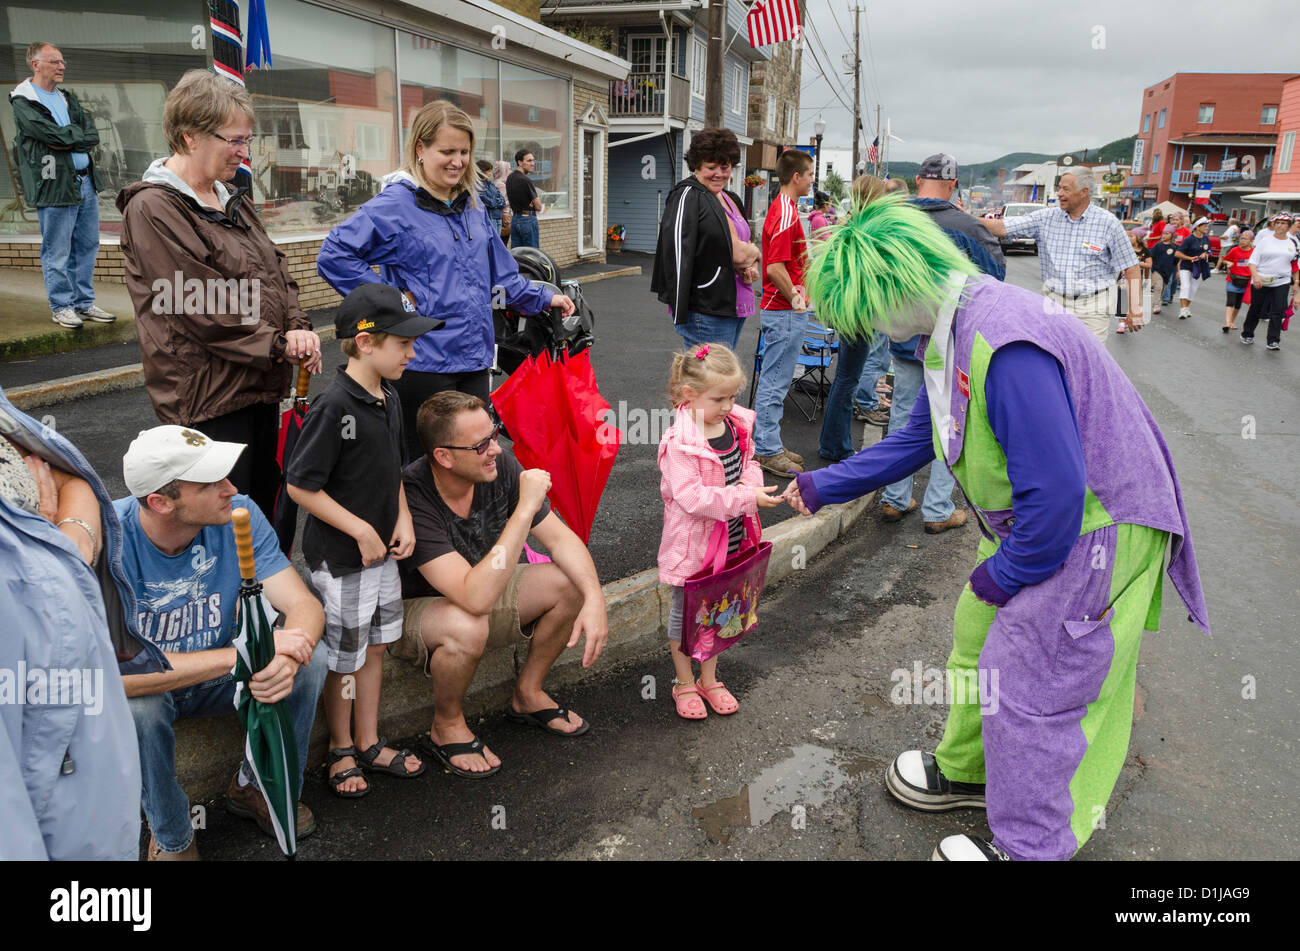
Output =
[{"x1": 795, "y1": 0, "x2": 1299, "y2": 166}]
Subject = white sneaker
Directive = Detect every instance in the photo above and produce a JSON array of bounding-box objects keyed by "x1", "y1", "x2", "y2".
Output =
[
  {"x1": 51, "y1": 307, "x2": 83, "y2": 329},
  {"x1": 76, "y1": 304, "x2": 116, "y2": 323},
  {"x1": 931, "y1": 834, "x2": 1011, "y2": 861}
]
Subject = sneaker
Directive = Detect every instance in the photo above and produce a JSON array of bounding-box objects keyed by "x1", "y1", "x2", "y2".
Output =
[
  {"x1": 1266, "y1": 342, "x2": 1281, "y2": 350},
  {"x1": 1178, "y1": 309, "x2": 1190, "y2": 319},
  {"x1": 51, "y1": 307, "x2": 83, "y2": 329},
  {"x1": 225, "y1": 771, "x2": 317, "y2": 841},
  {"x1": 755, "y1": 451, "x2": 803, "y2": 477},
  {"x1": 1240, "y1": 336, "x2": 1254, "y2": 345},
  {"x1": 1115, "y1": 321, "x2": 1126, "y2": 334},
  {"x1": 147, "y1": 833, "x2": 199, "y2": 861},
  {"x1": 924, "y1": 509, "x2": 968, "y2": 534},
  {"x1": 76, "y1": 304, "x2": 116, "y2": 323},
  {"x1": 880, "y1": 499, "x2": 917, "y2": 522},
  {"x1": 931, "y1": 834, "x2": 1010, "y2": 861},
  {"x1": 886, "y1": 751, "x2": 987, "y2": 812},
  {"x1": 781, "y1": 447, "x2": 804, "y2": 465}
]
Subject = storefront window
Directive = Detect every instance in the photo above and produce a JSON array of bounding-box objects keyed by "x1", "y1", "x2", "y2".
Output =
[
  {"x1": 501, "y1": 62, "x2": 569, "y2": 217},
  {"x1": 244, "y1": 0, "x2": 397, "y2": 233},
  {"x1": 399, "y1": 32, "x2": 500, "y2": 166},
  {"x1": 0, "y1": 0, "x2": 206, "y2": 235}
]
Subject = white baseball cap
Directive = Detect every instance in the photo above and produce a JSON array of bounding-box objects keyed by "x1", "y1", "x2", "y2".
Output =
[
  {"x1": 123, "y1": 425, "x2": 246, "y2": 497},
  {"x1": 1193, "y1": 217, "x2": 1210, "y2": 228}
]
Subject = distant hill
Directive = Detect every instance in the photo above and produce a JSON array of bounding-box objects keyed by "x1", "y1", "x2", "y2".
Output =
[{"x1": 879, "y1": 136, "x2": 1138, "y2": 186}]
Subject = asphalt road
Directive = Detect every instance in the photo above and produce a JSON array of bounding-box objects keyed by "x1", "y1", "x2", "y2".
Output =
[{"x1": 6, "y1": 245, "x2": 1295, "y2": 861}]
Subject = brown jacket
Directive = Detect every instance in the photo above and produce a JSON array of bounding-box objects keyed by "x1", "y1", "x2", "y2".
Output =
[{"x1": 117, "y1": 166, "x2": 311, "y2": 425}]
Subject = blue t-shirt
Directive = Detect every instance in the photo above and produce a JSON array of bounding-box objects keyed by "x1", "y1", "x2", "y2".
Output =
[
  {"x1": 113, "y1": 494, "x2": 290, "y2": 654},
  {"x1": 31, "y1": 85, "x2": 89, "y2": 171}
]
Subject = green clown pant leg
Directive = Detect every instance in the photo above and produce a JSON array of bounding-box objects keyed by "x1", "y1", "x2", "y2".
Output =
[{"x1": 936, "y1": 524, "x2": 1167, "y2": 860}]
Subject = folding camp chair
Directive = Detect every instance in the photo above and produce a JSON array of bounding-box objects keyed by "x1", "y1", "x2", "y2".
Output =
[{"x1": 747, "y1": 317, "x2": 839, "y2": 422}]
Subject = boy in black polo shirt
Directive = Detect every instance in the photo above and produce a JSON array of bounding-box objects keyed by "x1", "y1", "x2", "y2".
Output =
[{"x1": 286, "y1": 283, "x2": 443, "y2": 798}]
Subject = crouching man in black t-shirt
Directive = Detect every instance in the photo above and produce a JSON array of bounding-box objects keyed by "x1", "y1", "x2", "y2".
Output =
[{"x1": 395, "y1": 391, "x2": 608, "y2": 778}]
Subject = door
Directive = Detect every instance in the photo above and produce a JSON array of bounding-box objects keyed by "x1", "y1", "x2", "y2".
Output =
[{"x1": 583, "y1": 129, "x2": 596, "y2": 251}]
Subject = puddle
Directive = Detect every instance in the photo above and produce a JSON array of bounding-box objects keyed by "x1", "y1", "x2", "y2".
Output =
[
  {"x1": 692, "y1": 744, "x2": 879, "y2": 844},
  {"x1": 861, "y1": 694, "x2": 889, "y2": 716}
]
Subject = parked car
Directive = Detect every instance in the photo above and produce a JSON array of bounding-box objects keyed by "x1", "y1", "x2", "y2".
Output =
[
  {"x1": 1206, "y1": 221, "x2": 1231, "y2": 261},
  {"x1": 999, "y1": 202, "x2": 1046, "y2": 254}
]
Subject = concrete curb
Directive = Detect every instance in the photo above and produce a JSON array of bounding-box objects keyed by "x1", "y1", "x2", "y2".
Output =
[
  {"x1": 5, "y1": 268, "x2": 642, "y2": 411},
  {"x1": 172, "y1": 487, "x2": 877, "y2": 800}
]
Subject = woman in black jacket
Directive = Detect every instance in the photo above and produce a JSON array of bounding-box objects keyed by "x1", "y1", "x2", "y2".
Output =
[{"x1": 651, "y1": 128, "x2": 759, "y2": 350}]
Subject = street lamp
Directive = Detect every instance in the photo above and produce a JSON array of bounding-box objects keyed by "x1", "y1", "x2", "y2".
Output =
[
  {"x1": 814, "y1": 119, "x2": 827, "y2": 191},
  {"x1": 1191, "y1": 160, "x2": 1204, "y2": 214}
]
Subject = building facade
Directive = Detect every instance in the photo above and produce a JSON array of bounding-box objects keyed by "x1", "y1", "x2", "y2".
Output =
[
  {"x1": 544, "y1": 1, "x2": 769, "y2": 253},
  {"x1": 1127, "y1": 72, "x2": 1297, "y2": 223},
  {"x1": 0, "y1": 0, "x2": 629, "y2": 304},
  {"x1": 1245, "y1": 75, "x2": 1300, "y2": 217}
]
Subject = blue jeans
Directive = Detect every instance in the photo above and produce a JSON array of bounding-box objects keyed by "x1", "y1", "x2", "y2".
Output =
[
  {"x1": 753, "y1": 308, "x2": 811, "y2": 456},
  {"x1": 880, "y1": 358, "x2": 956, "y2": 521},
  {"x1": 128, "y1": 642, "x2": 328, "y2": 853},
  {"x1": 854, "y1": 334, "x2": 893, "y2": 410},
  {"x1": 36, "y1": 173, "x2": 99, "y2": 312},
  {"x1": 1159, "y1": 271, "x2": 1176, "y2": 305},
  {"x1": 510, "y1": 213, "x2": 539, "y2": 248},
  {"x1": 674, "y1": 312, "x2": 744, "y2": 351},
  {"x1": 819, "y1": 334, "x2": 872, "y2": 460}
]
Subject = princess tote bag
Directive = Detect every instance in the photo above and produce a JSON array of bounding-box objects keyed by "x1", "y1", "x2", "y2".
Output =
[{"x1": 680, "y1": 517, "x2": 771, "y2": 662}]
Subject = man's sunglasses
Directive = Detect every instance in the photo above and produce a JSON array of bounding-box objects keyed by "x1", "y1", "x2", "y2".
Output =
[{"x1": 438, "y1": 422, "x2": 501, "y2": 455}]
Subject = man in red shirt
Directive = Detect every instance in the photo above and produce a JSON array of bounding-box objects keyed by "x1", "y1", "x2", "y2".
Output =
[{"x1": 752, "y1": 149, "x2": 815, "y2": 475}]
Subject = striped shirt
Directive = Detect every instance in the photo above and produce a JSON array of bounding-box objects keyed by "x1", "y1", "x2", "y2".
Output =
[
  {"x1": 1003, "y1": 202, "x2": 1138, "y2": 297},
  {"x1": 708, "y1": 419, "x2": 745, "y2": 552}
]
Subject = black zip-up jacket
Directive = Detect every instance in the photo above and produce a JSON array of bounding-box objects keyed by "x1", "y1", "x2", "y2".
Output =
[{"x1": 652, "y1": 176, "x2": 737, "y2": 324}]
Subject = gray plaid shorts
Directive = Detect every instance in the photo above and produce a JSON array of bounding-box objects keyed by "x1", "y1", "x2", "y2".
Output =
[{"x1": 310, "y1": 559, "x2": 403, "y2": 674}]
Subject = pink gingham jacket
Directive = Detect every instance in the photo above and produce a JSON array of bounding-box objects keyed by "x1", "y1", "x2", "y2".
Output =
[{"x1": 657, "y1": 403, "x2": 764, "y2": 585}]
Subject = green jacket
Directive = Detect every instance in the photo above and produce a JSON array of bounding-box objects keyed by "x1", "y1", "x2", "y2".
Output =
[{"x1": 8, "y1": 79, "x2": 101, "y2": 207}]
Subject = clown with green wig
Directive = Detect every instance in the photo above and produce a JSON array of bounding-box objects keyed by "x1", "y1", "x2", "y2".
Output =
[{"x1": 782, "y1": 197, "x2": 1210, "y2": 861}]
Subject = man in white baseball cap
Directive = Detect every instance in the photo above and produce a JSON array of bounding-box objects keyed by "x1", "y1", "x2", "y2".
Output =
[{"x1": 114, "y1": 425, "x2": 327, "y2": 860}]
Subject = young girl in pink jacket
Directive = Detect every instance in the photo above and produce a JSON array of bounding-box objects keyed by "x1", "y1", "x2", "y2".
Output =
[{"x1": 657, "y1": 344, "x2": 780, "y2": 719}]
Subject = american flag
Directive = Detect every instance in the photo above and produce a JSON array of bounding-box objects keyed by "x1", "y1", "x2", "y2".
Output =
[
  {"x1": 747, "y1": 0, "x2": 802, "y2": 48},
  {"x1": 867, "y1": 136, "x2": 879, "y2": 164}
]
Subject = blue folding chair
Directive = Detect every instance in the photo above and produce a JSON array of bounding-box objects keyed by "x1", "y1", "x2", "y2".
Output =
[{"x1": 747, "y1": 316, "x2": 839, "y2": 422}]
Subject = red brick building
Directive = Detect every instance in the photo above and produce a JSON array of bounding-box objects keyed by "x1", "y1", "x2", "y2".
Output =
[
  {"x1": 1245, "y1": 75, "x2": 1300, "y2": 216},
  {"x1": 1128, "y1": 72, "x2": 1298, "y2": 224}
]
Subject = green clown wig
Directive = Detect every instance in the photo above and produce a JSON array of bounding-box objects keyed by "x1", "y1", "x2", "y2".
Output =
[{"x1": 803, "y1": 194, "x2": 977, "y2": 342}]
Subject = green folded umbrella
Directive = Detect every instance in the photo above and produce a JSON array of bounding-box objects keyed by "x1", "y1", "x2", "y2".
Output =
[{"x1": 231, "y1": 507, "x2": 299, "y2": 858}]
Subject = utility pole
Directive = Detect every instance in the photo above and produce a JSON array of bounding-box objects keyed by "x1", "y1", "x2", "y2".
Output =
[
  {"x1": 851, "y1": 6, "x2": 862, "y2": 177},
  {"x1": 705, "y1": 0, "x2": 725, "y2": 128},
  {"x1": 874, "y1": 105, "x2": 880, "y2": 176}
]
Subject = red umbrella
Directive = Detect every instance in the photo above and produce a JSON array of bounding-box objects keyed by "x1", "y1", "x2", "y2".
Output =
[
  {"x1": 492, "y1": 349, "x2": 621, "y2": 543},
  {"x1": 272, "y1": 364, "x2": 311, "y2": 555}
]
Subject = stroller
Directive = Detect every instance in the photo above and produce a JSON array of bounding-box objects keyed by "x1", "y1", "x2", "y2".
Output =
[{"x1": 493, "y1": 247, "x2": 596, "y2": 378}]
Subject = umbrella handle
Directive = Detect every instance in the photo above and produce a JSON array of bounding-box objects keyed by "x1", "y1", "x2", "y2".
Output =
[
  {"x1": 295, "y1": 364, "x2": 311, "y2": 399},
  {"x1": 232, "y1": 507, "x2": 257, "y2": 581}
]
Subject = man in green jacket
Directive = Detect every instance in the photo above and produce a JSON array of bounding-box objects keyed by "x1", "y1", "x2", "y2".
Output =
[{"x1": 8, "y1": 41, "x2": 114, "y2": 329}]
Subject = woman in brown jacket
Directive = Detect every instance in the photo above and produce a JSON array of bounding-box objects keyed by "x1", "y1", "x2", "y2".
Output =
[{"x1": 118, "y1": 71, "x2": 320, "y2": 518}]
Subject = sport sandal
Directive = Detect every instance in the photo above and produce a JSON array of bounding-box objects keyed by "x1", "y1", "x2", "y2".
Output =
[
  {"x1": 696, "y1": 679, "x2": 738, "y2": 715},
  {"x1": 327, "y1": 746, "x2": 370, "y2": 799},
  {"x1": 356, "y1": 735, "x2": 426, "y2": 778}
]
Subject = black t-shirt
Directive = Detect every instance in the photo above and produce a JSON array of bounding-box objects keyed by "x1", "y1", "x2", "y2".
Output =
[
  {"x1": 506, "y1": 169, "x2": 539, "y2": 214},
  {"x1": 286, "y1": 368, "x2": 404, "y2": 576},
  {"x1": 400, "y1": 449, "x2": 551, "y2": 599}
]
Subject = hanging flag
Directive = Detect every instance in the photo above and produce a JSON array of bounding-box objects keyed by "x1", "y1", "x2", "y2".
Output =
[
  {"x1": 245, "y1": 0, "x2": 273, "y2": 70},
  {"x1": 747, "y1": 0, "x2": 802, "y2": 49},
  {"x1": 867, "y1": 136, "x2": 879, "y2": 164},
  {"x1": 209, "y1": 0, "x2": 245, "y2": 86}
]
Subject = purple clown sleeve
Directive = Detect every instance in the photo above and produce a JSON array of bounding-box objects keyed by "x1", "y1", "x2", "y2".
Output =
[
  {"x1": 974, "y1": 342, "x2": 1087, "y2": 603},
  {"x1": 796, "y1": 385, "x2": 937, "y2": 511}
]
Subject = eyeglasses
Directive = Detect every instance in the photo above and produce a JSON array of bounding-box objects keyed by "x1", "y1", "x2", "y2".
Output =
[
  {"x1": 37, "y1": 58, "x2": 66, "y2": 66},
  {"x1": 438, "y1": 423, "x2": 501, "y2": 455},
  {"x1": 210, "y1": 131, "x2": 255, "y2": 150}
]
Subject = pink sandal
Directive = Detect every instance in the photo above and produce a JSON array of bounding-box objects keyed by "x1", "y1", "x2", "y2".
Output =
[
  {"x1": 672, "y1": 683, "x2": 707, "y2": 720},
  {"x1": 696, "y1": 679, "x2": 739, "y2": 715}
]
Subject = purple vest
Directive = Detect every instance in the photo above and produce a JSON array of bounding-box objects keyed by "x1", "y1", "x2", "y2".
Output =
[{"x1": 939, "y1": 275, "x2": 1210, "y2": 634}]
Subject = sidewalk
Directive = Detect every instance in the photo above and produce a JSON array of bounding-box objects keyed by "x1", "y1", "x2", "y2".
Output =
[{"x1": 0, "y1": 268, "x2": 139, "y2": 361}]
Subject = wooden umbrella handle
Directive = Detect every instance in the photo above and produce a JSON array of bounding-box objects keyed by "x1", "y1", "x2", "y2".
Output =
[
  {"x1": 232, "y1": 507, "x2": 256, "y2": 581},
  {"x1": 295, "y1": 364, "x2": 311, "y2": 399}
]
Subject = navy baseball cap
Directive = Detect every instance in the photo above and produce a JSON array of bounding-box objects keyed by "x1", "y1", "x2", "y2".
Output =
[
  {"x1": 918, "y1": 154, "x2": 959, "y2": 180},
  {"x1": 335, "y1": 284, "x2": 444, "y2": 339}
]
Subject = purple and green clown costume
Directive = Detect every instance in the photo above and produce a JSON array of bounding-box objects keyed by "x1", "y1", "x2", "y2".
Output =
[{"x1": 796, "y1": 273, "x2": 1211, "y2": 861}]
